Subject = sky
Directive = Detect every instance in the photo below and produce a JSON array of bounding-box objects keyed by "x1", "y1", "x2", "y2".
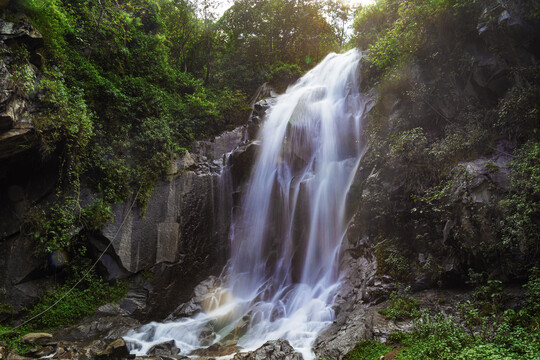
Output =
[{"x1": 214, "y1": 0, "x2": 376, "y2": 18}]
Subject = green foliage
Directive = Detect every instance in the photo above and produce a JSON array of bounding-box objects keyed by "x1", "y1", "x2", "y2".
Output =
[
  {"x1": 395, "y1": 311, "x2": 540, "y2": 360},
  {"x1": 0, "y1": 267, "x2": 128, "y2": 350},
  {"x1": 218, "y1": 0, "x2": 338, "y2": 93},
  {"x1": 0, "y1": 325, "x2": 33, "y2": 354},
  {"x1": 29, "y1": 197, "x2": 83, "y2": 256},
  {"x1": 356, "y1": 0, "x2": 475, "y2": 72},
  {"x1": 25, "y1": 274, "x2": 129, "y2": 330},
  {"x1": 398, "y1": 313, "x2": 474, "y2": 359},
  {"x1": 343, "y1": 339, "x2": 390, "y2": 360},
  {"x1": 373, "y1": 270, "x2": 540, "y2": 360},
  {"x1": 472, "y1": 279, "x2": 505, "y2": 315},
  {"x1": 266, "y1": 62, "x2": 302, "y2": 92},
  {"x1": 496, "y1": 75, "x2": 540, "y2": 141},
  {"x1": 374, "y1": 238, "x2": 411, "y2": 282},
  {"x1": 10, "y1": 46, "x2": 37, "y2": 95},
  {"x1": 379, "y1": 288, "x2": 421, "y2": 321},
  {"x1": 484, "y1": 160, "x2": 499, "y2": 173},
  {"x1": 389, "y1": 127, "x2": 429, "y2": 162},
  {"x1": 499, "y1": 141, "x2": 540, "y2": 259},
  {"x1": 524, "y1": 267, "x2": 540, "y2": 318}
]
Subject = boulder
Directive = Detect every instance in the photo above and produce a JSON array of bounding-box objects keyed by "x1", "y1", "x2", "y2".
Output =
[
  {"x1": 21, "y1": 333, "x2": 53, "y2": 346},
  {"x1": 190, "y1": 342, "x2": 240, "y2": 357},
  {"x1": 147, "y1": 340, "x2": 180, "y2": 356},
  {"x1": 233, "y1": 340, "x2": 302, "y2": 360},
  {"x1": 228, "y1": 141, "x2": 261, "y2": 189},
  {"x1": 53, "y1": 315, "x2": 141, "y2": 343},
  {"x1": 168, "y1": 276, "x2": 220, "y2": 319},
  {"x1": 97, "y1": 338, "x2": 131, "y2": 359},
  {"x1": 24, "y1": 345, "x2": 55, "y2": 358},
  {"x1": 6, "y1": 354, "x2": 33, "y2": 360}
]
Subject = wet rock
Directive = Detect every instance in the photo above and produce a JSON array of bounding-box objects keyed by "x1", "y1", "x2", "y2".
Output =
[
  {"x1": 192, "y1": 127, "x2": 244, "y2": 161},
  {"x1": 135, "y1": 356, "x2": 188, "y2": 360},
  {"x1": 168, "y1": 276, "x2": 220, "y2": 319},
  {"x1": 53, "y1": 316, "x2": 141, "y2": 343},
  {"x1": 246, "y1": 95, "x2": 277, "y2": 141},
  {"x1": 190, "y1": 343, "x2": 240, "y2": 357},
  {"x1": 147, "y1": 340, "x2": 180, "y2": 356},
  {"x1": 96, "y1": 338, "x2": 131, "y2": 359},
  {"x1": 228, "y1": 141, "x2": 261, "y2": 189},
  {"x1": 233, "y1": 340, "x2": 302, "y2": 360},
  {"x1": 198, "y1": 322, "x2": 217, "y2": 347},
  {"x1": 24, "y1": 345, "x2": 55, "y2": 358}
]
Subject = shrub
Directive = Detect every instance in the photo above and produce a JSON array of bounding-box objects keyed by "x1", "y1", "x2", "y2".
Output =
[
  {"x1": 379, "y1": 289, "x2": 421, "y2": 321},
  {"x1": 499, "y1": 141, "x2": 540, "y2": 262}
]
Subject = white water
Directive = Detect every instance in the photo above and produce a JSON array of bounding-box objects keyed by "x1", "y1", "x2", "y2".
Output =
[{"x1": 125, "y1": 49, "x2": 370, "y2": 359}]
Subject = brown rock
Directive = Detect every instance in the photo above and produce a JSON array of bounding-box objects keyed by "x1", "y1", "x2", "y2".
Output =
[
  {"x1": 24, "y1": 346, "x2": 55, "y2": 358},
  {"x1": 97, "y1": 338, "x2": 130, "y2": 359},
  {"x1": 21, "y1": 333, "x2": 53, "y2": 346},
  {"x1": 6, "y1": 354, "x2": 33, "y2": 360}
]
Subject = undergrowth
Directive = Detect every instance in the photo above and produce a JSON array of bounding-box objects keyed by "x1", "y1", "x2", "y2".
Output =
[{"x1": 343, "y1": 268, "x2": 540, "y2": 360}]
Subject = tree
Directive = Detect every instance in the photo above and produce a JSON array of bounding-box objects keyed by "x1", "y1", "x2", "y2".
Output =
[
  {"x1": 160, "y1": 0, "x2": 198, "y2": 72},
  {"x1": 325, "y1": 0, "x2": 352, "y2": 50}
]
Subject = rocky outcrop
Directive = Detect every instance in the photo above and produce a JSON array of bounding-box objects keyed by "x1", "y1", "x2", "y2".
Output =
[
  {"x1": 100, "y1": 127, "x2": 244, "y2": 275},
  {"x1": 90, "y1": 126, "x2": 246, "y2": 320},
  {"x1": 0, "y1": 15, "x2": 43, "y2": 158}
]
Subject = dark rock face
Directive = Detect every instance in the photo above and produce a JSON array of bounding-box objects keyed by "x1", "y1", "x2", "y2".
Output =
[
  {"x1": 0, "y1": 16, "x2": 58, "y2": 313},
  {"x1": 233, "y1": 340, "x2": 303, "y2": 360}
]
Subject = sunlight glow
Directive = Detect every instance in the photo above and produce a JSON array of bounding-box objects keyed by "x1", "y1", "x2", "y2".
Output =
[
  {"x1": 214, "y1": 0, "x2": 377, "y2": 18},
  {"x1": 347, "y1": 0, "x2": 376, "y2": 6}
]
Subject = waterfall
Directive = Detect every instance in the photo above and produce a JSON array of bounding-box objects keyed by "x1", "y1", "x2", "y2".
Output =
[{"x1": 125, "y1": 49, "x2": 370, "y2": 360}]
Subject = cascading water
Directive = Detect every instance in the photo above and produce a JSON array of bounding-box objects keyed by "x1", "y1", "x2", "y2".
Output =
[{"x1": 125, "y1": 49, "x2": 371, "y2": 359}]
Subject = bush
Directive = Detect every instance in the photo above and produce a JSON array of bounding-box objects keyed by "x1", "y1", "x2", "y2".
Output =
[
  {"x1": 499, "y1": 141, "x2": 540, "y2": 262},
  {"x1": 379, "y1": 289, "x2": 421, "y2": 321},
  {"x1": 266, "y1": 62, "x2": 302, "y2": 92}
]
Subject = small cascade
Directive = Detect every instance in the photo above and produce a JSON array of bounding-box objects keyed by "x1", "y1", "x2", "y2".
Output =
[{"x1": 125, "y1": 49, "x2": 371, "y2": 360}]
